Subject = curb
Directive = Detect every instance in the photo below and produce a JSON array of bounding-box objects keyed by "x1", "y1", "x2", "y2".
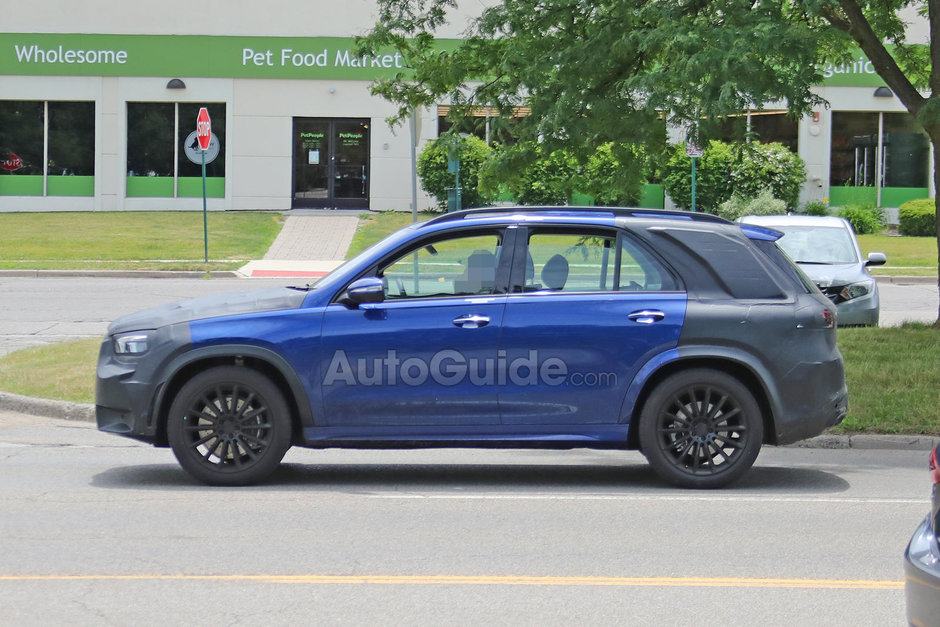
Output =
[
  {"x1": 874, "y1": 275, "x2": 937, "y2": 285},
  {"x1": 0, "y1": 391, "x2": 94, "y2": 422},
  {"x1": 1, "y1": 391, "x2": 936, "y2": 451},
  {"x1": 0, "y1": 269, "x2": 241, "y2": 279}
]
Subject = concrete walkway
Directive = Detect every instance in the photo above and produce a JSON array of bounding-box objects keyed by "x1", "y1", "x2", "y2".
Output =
[{"x1": 237, "y1": 210, "x2": 362, "y2": 278}]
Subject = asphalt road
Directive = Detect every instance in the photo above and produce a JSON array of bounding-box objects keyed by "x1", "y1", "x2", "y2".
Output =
[
  {"x1": 0, "y1": 411, "x2": 928, "y2": 625},
  {"x1": 0, "y1": 276, "x2": 936, "y2": 356}
]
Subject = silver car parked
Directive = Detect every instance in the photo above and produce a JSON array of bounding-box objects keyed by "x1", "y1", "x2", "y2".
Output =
[{"x1": 738, "y1": 215, "x2": 886, "y2": 326}]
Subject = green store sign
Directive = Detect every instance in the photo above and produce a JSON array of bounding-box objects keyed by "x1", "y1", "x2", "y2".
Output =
[
  {"x1": 1, "y1": 33, "x2": 889, "y2": 87},
  {"x1": 0, "y1": 33, "x2": 448, "y2": 80}
]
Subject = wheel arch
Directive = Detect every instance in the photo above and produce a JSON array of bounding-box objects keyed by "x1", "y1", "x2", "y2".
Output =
[
  {"x1": 625, "y1": 354, "x2": 778, "y2": 450},
  {"x1": 152, "y1": 345, "x2": 314, "y2": 446}
]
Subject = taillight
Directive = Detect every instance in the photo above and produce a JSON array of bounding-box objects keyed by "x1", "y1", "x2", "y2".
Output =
[
  {"x1": 821, "y1": 309, "x2": 834, "y2": 329},
  {"x1": 930, "y1": 446, "x2": 939, "y2": 485}
]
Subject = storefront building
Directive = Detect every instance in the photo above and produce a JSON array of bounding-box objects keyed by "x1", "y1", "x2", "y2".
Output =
[{"x1": 0, "y1": 2, "x2": 933, "y2": 212}]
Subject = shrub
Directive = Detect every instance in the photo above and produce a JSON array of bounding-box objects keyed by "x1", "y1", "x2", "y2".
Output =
[
  {"x1": 662, "y1": 140, "x2": 735, "y2": 213},
  {"x1": 579, "y1": 143, "x2": 646, "y2": 206},
  {"x1": 898, "y1": 198, "x2": 937, "y2": 236},
  {"x1": 802, "y1": 201, "x2": 830, "y2": 216},
  {"x1": 417, "y1": 135, "x2": 494, "y2": 210},
  {"x1": 839, "y1": 204, "x2": 886, "y2": 235},
  {"x1": 728, "y1": 142, "x2": 806, "y2": 209},
  {"x1": 717, "y1": 189, "x2": 788, "y2": 221}
]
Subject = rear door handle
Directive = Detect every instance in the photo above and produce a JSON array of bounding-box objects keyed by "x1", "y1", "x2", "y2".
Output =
[
  {"x1": 628, "y1": 310, "x2": 665, "y2": 324},
  {"x1": 453, "y1": 314, "x2": 490, "y2": 328}
]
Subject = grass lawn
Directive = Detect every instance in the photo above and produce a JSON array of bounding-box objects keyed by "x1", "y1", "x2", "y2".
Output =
[
  {"x1": 346, "y1": 211, "x2": 439, "y2": 258},
  {"x1": 858, "y1": 233, "x2": 937, "y2": 276},
  {"x1": 0, "y1": 211, "x2": 284, "y2": 271},
  {"x1": 2, "y1": 324, "x2": 937, "y2": 435}
]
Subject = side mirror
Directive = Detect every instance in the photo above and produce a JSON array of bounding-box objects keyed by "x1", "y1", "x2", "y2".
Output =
[
  {"x1": 346, "y1": 277, "x2": 385, "y2": 304},
  {"x1": 866, "y1": 252, "x2": 887, "y2": 267}
]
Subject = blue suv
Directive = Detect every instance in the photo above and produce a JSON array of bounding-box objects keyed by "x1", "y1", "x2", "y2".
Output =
[{"x1": 96, "y1": 208, "x2": 848, "y2": 488}]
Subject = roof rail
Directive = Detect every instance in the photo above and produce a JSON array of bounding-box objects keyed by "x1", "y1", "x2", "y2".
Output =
[{"x1": 425, "y1": 206, "x2": 730, "y2": 225}]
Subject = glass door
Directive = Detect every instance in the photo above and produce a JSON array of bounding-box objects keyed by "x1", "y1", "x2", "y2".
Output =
[{"x1": 293, "y1": 118, "x2": 370, "y2": 209}]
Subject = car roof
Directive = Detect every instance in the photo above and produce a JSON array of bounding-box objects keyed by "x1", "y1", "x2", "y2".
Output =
[
  {"x1": 426, "y1": 206, "x2": 731, "y2": 227},
  {"x1": 737, "y1": 214, "x2": 850, "y2": 229}
]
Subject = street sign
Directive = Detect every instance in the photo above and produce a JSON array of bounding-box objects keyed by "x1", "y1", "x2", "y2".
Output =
[
  {"x1": 685, "y1": 140, "x2": 704, "y2": 158},
  {"x1": 183, "y1": 131, "x2": 220, "y2": 165},
  {"x1": 196, "y1": 107, "x2": 212, "y2": 151}
]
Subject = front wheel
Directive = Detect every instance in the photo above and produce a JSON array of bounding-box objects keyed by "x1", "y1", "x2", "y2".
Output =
[
  {"x1": 638, "y1": 369, "x2": 764, "y2": 489},
  {"x1": 167, "y1": 366, "x2": 292, "y2": 486}
]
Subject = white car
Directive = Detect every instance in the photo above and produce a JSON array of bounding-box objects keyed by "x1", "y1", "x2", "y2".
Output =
[{"x1": 738, "y1": 215, "x2": 886, "y2": 326}]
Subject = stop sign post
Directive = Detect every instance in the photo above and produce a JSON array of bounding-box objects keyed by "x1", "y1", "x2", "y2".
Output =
[{"x1": 196, "y1": 108, "x2": 211, "y2": 263}]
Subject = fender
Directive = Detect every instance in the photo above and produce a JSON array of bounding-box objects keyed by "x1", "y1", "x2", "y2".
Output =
[
  {"x1": 619, "y1": 345, "x2": 781, "y2": 429},
  {"x1": 152, "y1": 344, "x2": 316, "y2": 431}
]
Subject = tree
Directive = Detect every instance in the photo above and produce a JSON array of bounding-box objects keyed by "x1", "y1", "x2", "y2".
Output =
[{"x1": 358, "y1": 0, "x2": 940, "y2": 324}]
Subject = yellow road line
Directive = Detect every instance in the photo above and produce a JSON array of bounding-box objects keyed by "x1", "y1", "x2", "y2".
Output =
[{"x1": 0, "y1": 574, "x2": 904, "y2": 590}]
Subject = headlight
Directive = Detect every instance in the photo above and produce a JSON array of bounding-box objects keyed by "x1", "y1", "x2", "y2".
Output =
[
  {"x1": 113, "y1": 331, "x2": 153, "y2": 355},
  {"x1": 839, "y1": 280, "x2": 874, "y2": 301}
]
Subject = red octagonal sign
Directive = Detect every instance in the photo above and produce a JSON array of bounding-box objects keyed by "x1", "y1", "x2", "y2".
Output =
[{"x1": 196, "y1": 107, "x2": 212, "y2": 151}]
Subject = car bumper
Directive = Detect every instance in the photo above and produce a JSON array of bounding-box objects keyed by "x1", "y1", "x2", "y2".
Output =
[
  {"x1": 95, "y1": 325, "x2": 190, "y2": 444},
  {"x1": 834, "y1": 289, "x2": 879, "y2": 326},
  {"x1": 774, "y1": 356, "x2": 848, "y2": 445},
  {"x1": 905, "y1": 514, "x2": 940, "y2": 626}
]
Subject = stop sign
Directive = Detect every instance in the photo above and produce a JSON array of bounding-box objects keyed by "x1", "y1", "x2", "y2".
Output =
[{"x1": 196, "y1": 107, "x2": 212, "y2": 151}]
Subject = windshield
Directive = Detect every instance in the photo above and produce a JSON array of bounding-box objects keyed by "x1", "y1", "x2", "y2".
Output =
[{"x1": 773, "y1": 226, "x2": 859, "y2": 264}]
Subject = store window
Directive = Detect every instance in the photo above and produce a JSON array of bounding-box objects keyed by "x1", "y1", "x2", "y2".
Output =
[
  {"x1": 0, "y1": 100, "x2": 95, "y2": 197},
  {"x1": 437, "y1": 105, "x2": 525, "y2": 145},
  {"x1": 126, "y1": 102, "x2": 225, "y2": 198},
  {"x1": 702, "y1": 111, "x2": 798, "y2": 151},
  {"x1": 830, "y1": 111, "x2": 928, "y2": 206}
]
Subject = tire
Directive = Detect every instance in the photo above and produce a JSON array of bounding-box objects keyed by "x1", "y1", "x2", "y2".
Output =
[
  {"x1": 166, "y1": 366, "x2": 292, "y2": 486},
  {"x1": 638, "y1": 368, "x2": 764, "y2": 489}
]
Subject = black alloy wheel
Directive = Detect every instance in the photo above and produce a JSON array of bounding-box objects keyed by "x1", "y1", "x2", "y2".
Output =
[
  {"x1": 639, "y1": 369, "x2": 763, "y2": 489},
  {"x1": 167, "y1": 366, "x2": 292, "y2": 486}
]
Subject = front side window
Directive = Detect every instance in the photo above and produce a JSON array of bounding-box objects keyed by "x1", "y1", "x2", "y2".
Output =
[
  {"x1": 523, "y1": 231, "x2": 676, "y2": 293},
  {"x1": 381, "y1": 233, "x2": 503, "y2": 299}
]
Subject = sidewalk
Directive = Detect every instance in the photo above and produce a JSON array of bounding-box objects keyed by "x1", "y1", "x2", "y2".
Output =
[{"x1": 236, "y1": 209, "x2": 363, "y2": 278}]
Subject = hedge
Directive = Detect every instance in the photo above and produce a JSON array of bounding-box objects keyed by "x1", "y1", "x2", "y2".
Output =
[{"x1": 898, "y1": 198, "x2": 937, "y2": 237}]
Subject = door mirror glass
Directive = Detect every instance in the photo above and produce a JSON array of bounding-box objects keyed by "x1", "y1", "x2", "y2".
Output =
[{"x1": 347, "y1": 277, "x2": 385, "y2": 304}]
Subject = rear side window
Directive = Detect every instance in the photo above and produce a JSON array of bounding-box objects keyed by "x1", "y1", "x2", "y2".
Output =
[
  {"x1": 652, "y1": 228, "x2": 785, "y2": 299},
  {"x1": 752, "y1": 239, "x2": 814, "y2": 294}
]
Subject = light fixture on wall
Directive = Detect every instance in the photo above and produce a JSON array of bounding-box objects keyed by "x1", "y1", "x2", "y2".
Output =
[
  {"x1": 873, "y1": 86, "x2": 893, "y2": 97},
  {"x1": 166, "y1": 78, "x2": 186, "y2": 89}
]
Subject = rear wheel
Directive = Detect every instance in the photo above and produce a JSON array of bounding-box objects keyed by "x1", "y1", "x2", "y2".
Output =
[
  {"x1": 167, "y1": 366, "x2": 292, "y2": 486},
  {"x1": 638, "y1": 369, "x2": 763, "y2": 489}
]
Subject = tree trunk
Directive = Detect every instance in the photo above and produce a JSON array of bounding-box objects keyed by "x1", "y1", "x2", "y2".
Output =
[{"x1": 932, "y1": 131, "x2": 940, "y2": 326}]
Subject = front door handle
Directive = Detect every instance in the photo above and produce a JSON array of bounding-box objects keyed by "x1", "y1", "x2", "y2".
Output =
[
  {"x1": 453, "y1": 314, "x2": 490, "y2": 328},
  {"x1": 628, "y1": 310, "x2": 665, "y2": 324}
]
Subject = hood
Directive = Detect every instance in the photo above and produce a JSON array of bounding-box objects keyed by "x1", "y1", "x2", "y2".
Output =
[
  {"x1": 796, "y1": 262, "x2": 869, "y2": 288},
  {"x1": 107, "y1": 287, "x2": 307, "y2": 334}
]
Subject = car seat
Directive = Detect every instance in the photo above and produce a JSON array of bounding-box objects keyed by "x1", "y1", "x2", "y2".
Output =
[{"x1": 541, "y1": 254, "x2": 569, "y2": 290}]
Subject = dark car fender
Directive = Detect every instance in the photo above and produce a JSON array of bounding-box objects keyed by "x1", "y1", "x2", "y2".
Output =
[
  {"x1": 619, "y1": 345, "x2": 780, "y2": 445},
  {"x1": 151, "y1": 344, "x2": 316, "y2": 441}
]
